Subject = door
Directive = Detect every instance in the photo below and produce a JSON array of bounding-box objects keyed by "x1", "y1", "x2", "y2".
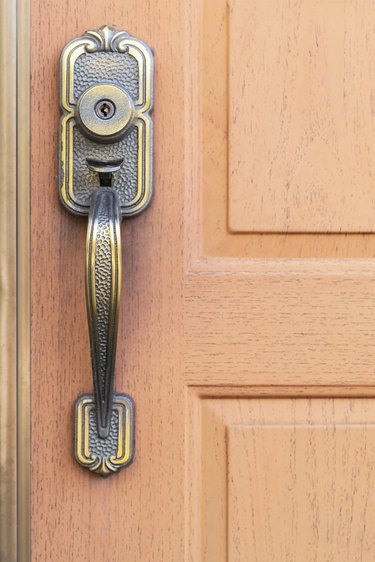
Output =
[{"x1": 7, "y1": 0, "x2": 375, "y2": 560}]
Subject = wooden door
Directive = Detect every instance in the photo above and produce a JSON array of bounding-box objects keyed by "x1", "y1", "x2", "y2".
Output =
[{"x1": 25, "y1": 0, "x2": 375, "y2": 560}]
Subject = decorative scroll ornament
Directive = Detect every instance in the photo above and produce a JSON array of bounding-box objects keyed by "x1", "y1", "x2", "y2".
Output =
[{"x1": 85, "y1": 25, "x2": 130, "y2": 52}]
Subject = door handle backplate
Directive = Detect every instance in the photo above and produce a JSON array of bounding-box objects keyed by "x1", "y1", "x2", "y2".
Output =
[{"x1": 58, "y1": 25, "x2": 153, "y2": 477}]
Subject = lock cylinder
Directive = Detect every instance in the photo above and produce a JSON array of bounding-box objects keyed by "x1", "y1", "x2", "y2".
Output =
[{"x1": 75, "y1": 83, "x2": 135, "y2": 144}]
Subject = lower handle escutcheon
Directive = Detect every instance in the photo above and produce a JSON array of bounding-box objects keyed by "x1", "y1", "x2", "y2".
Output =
[{"x1": 75, "y1": 394, "x2": 134, "y2": 477}]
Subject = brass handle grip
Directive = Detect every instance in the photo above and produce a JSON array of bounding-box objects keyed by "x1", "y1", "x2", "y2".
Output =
[
  {"x1": 75, "y1": 188, "x2": 134, "y2": 477},
  {"x1": 86, "y1": 189, "x2": 121, "y2": 439}
]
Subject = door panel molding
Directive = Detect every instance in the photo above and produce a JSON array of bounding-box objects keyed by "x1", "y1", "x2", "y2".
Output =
[
  {"x1": 0, "y1": 0, "x2": 30, "y2": 560},
  {"x1": 187, "y1": 386, "x2": 375, "y2": 561}
]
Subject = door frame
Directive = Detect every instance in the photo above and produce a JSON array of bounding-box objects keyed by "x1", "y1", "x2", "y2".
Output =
[{"x1": 0, "y1": 0, "x2": 30, "y2": 560}]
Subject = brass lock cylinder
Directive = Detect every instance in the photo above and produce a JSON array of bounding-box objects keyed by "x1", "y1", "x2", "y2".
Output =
[{"x1": 75, "y1": 83, "x2": 135, "y2": 144}]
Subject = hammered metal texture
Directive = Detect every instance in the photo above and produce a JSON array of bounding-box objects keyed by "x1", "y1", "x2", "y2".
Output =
[
  {"x1": 86, "y1": 190, "x2": 121, "y2": 438},
  {"x1": 73, "y1": 52, "x2": 139, "y2": 100},
  {"x1": 71, "y1": 51, "x2": 139, "y2": 209},
  {"x1": 88, "y1": 409, "x2": 119, "y2": 457},
  {"x1": 94, "y1": 193, "x2": 116, "y2": 399},
  {"x1": 73, "y1": 126, "x2": 138, "y2": 204}
]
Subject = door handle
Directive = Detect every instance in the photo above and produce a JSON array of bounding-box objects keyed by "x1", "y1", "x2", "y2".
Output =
[{"x1": 58, "y1": 26, "x2": 153, "y2": 477}]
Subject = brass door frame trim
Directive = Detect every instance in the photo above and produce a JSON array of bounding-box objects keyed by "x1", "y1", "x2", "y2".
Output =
[{"x1": 0, "y1": 0, "x2": 30, "y2": 560}]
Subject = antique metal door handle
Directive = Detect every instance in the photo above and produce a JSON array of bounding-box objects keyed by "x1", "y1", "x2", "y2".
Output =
[{"x1": 58, "y1": 26, "x2": 153, "y2": 476}]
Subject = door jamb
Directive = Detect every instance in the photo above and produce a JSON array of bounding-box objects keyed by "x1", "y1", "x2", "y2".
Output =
[{"x1": 0, "y1": 0, "x2": 30, "y2": 559}]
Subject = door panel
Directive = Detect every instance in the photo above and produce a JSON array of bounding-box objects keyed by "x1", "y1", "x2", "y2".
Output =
[
  {"x1": 198, "y1": 0, "x2": 375, "y2": 256},
  {"x1": 188, "y1": 394, "x2": 375, "y2": 561},
  {"x1": 229, "y1": 0, "x2": 375, "y2": 233},
  {"x1": 30, "y1": 0, "x2": 375, "y2": 560}
]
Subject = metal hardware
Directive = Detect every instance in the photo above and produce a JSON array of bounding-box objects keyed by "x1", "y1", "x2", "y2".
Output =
[
  {"x1": 58, "y1": 25, "x2": 153, "y2": 477},
  {"x1": 59, "y1": 24, "x2": 153, "y2": 217},
  {"x1": 76, "y1": 83, "x2": 135, "y2": 143}
]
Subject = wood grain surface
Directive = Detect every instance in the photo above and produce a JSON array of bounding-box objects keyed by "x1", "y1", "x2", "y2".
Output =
[
  {"x1": 229, "y1": 0, "x2": 375, "y2": 233},
  {"x1": 30, "y1": 0, "x2": 375, "y2": 560}
]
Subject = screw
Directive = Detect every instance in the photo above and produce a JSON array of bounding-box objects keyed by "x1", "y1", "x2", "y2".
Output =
[{"x1": 95, "y1": 99, "x2": 116, "y2": 120}]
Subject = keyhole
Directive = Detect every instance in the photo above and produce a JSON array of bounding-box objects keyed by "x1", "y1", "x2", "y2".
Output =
[
  {"x1": 100, "y1": 103, "x2": 110, "y2": 117},
  {"x1": 95, "y1": 99, "x2": 116, "y2": 120}
]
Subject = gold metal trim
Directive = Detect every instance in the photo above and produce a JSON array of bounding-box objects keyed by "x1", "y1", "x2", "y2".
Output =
[
  {"x1": 0, "y1": 0, "x2": 30, "y2": 560},
  {"x1": 17, "y1": 0, "x2": 31, "y2": 556},
  {"x1": 0, "y1": 0, "x2": 18, "y2": 557}
]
